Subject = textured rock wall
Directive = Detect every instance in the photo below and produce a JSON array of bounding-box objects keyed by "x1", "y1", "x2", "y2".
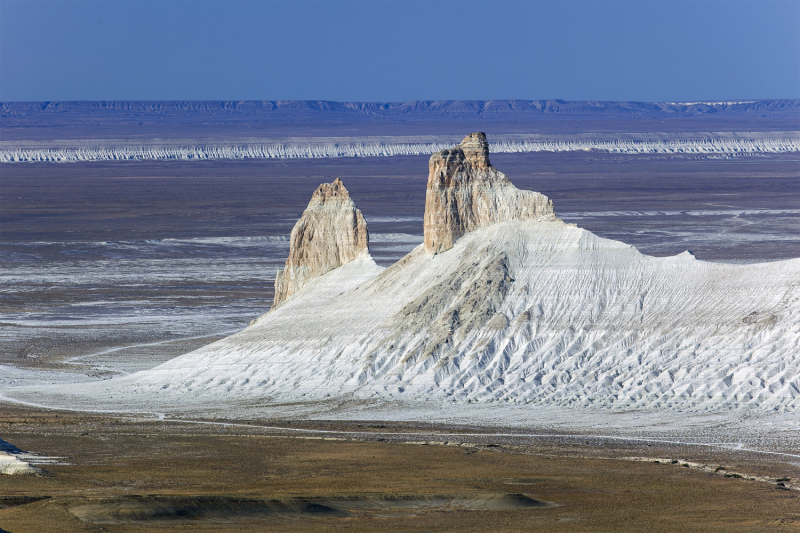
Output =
[
  {"x1": 423, "y1": 132, "x2": 557, "y2": 254},
  {"x1": 272, "y1": 179, "x2": 369, "y2": 308},
  {"x1": 5, "y1": 131, "x2": 798, "y2": 162}
]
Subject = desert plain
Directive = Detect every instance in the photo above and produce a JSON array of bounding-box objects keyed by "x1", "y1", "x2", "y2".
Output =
[{"x1": 1, "y1": 101, "x2": 799, "y2": 531}]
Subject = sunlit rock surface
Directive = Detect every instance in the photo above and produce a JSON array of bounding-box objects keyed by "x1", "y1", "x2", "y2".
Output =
[
  {"x1": 272, "y1": 178, "x2": 369, "y2": 308},
  {"x1": 424, "y1": 133, "x2": 557, "y2": 254}
]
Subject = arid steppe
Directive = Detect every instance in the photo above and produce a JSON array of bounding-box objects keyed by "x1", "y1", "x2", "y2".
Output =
[{"x1": 1, "y1": 404, "x2": 798, "y2": 532}]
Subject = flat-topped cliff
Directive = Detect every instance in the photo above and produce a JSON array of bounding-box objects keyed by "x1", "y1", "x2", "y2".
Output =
[
  {"x1": 272, "y1": 178, "x2": 369, "y2": 308},
  {"x1": 424, "y1": 132, "x2": 557, "y2": 254}
]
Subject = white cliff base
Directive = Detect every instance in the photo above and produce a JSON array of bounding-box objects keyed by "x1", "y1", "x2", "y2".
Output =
[{"x1": 66, "y1": 220, "x2": 797, "y2": 414}]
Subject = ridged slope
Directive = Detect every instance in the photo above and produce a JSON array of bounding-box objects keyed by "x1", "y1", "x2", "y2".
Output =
[{"x1": 109, "y1": 220, "x2": 800, "y2": 412}]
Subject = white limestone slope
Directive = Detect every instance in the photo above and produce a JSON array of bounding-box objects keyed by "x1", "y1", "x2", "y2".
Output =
[{"x1": 86, "y1": 219, "x2": 799, "y2": 413}]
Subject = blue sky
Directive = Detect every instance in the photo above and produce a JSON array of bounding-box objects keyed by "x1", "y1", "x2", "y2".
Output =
[{"x1": 1, "y1": 0, "x2": 798, "y2": 102}]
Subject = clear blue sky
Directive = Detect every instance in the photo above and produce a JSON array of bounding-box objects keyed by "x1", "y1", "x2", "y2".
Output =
[{"x1": 1, "y1": 0, "x2": 798, "y2": 102}]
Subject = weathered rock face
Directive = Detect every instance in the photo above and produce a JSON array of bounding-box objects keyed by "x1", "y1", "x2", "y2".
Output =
[
  {"x1": 272, "y1": 179, "x2": 369, "y2": 309},
  {"x1": 423, "y1": 132, "x2": 557, "y2": 254}
]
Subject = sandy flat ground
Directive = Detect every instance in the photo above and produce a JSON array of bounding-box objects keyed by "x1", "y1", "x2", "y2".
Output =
[{"x1": 1, "y1": 404, "x2": 798, "y2": 532}]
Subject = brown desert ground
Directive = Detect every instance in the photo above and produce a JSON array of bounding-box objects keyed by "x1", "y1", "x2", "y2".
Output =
[{"x1": 1, "y1": 404, "x2": 798, "y2": 532}]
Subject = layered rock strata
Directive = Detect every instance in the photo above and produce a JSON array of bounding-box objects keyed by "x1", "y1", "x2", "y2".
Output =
[
  {"x1": 272, "y1": 178, "x2": 369, "y2": 309},
  {"x1": 424, "y1": 132, "x2": 557, "y2": 254}
]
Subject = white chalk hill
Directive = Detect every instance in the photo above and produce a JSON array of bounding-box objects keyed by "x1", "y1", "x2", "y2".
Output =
[{"x1": 113, "y1": 133, "x2": 800, "y2": 413}]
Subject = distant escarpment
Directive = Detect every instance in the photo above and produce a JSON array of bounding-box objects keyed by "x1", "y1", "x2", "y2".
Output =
[
  {"x1": 424, "y1": 132, "x2": 557, "y2": 254},
  {"x1": 272, "y1": 179, "x2": 369, "y2": 308},
  {"x1": 3, "y1": 99, "x2": 798, "y2": 123}
]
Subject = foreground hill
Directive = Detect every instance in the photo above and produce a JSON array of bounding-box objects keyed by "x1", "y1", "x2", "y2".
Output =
[{"x1": 115, "y1": 219, "x2": 798, "y2": 412}]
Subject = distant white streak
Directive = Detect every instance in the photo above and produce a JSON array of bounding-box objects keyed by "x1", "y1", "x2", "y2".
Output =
[
  {"x1": 2, "y1": 132, "x2": 798, "y2": 163},
  {"x1": 64, "y1": 329, "x2": 242, "y2": 364}
]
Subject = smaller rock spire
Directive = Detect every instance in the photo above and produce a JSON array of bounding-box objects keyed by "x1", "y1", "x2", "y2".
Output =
[{"x1": 272, "y1": 179, "x2": 369, "y2": 309}]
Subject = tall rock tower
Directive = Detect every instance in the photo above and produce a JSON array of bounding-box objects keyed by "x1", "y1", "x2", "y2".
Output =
[{"x1": 423, "y1": 133, "x2": 557, "y2": 254}]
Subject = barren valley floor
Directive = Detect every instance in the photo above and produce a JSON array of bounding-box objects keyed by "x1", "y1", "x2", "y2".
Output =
[{"x1": 1, "y1": 405, "x2": 798, "y2": 532}]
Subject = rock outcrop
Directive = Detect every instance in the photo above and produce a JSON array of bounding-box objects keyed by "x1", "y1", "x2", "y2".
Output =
[
  {"x1": 424, "y1": 132, "x2": 557, "y2": 254},
  {"x1": 0, "y1": 452, "x2": 43, "y2": 476},
  {"x1": 272, "y1": 179, "x2": 369, "y2": 309}
]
